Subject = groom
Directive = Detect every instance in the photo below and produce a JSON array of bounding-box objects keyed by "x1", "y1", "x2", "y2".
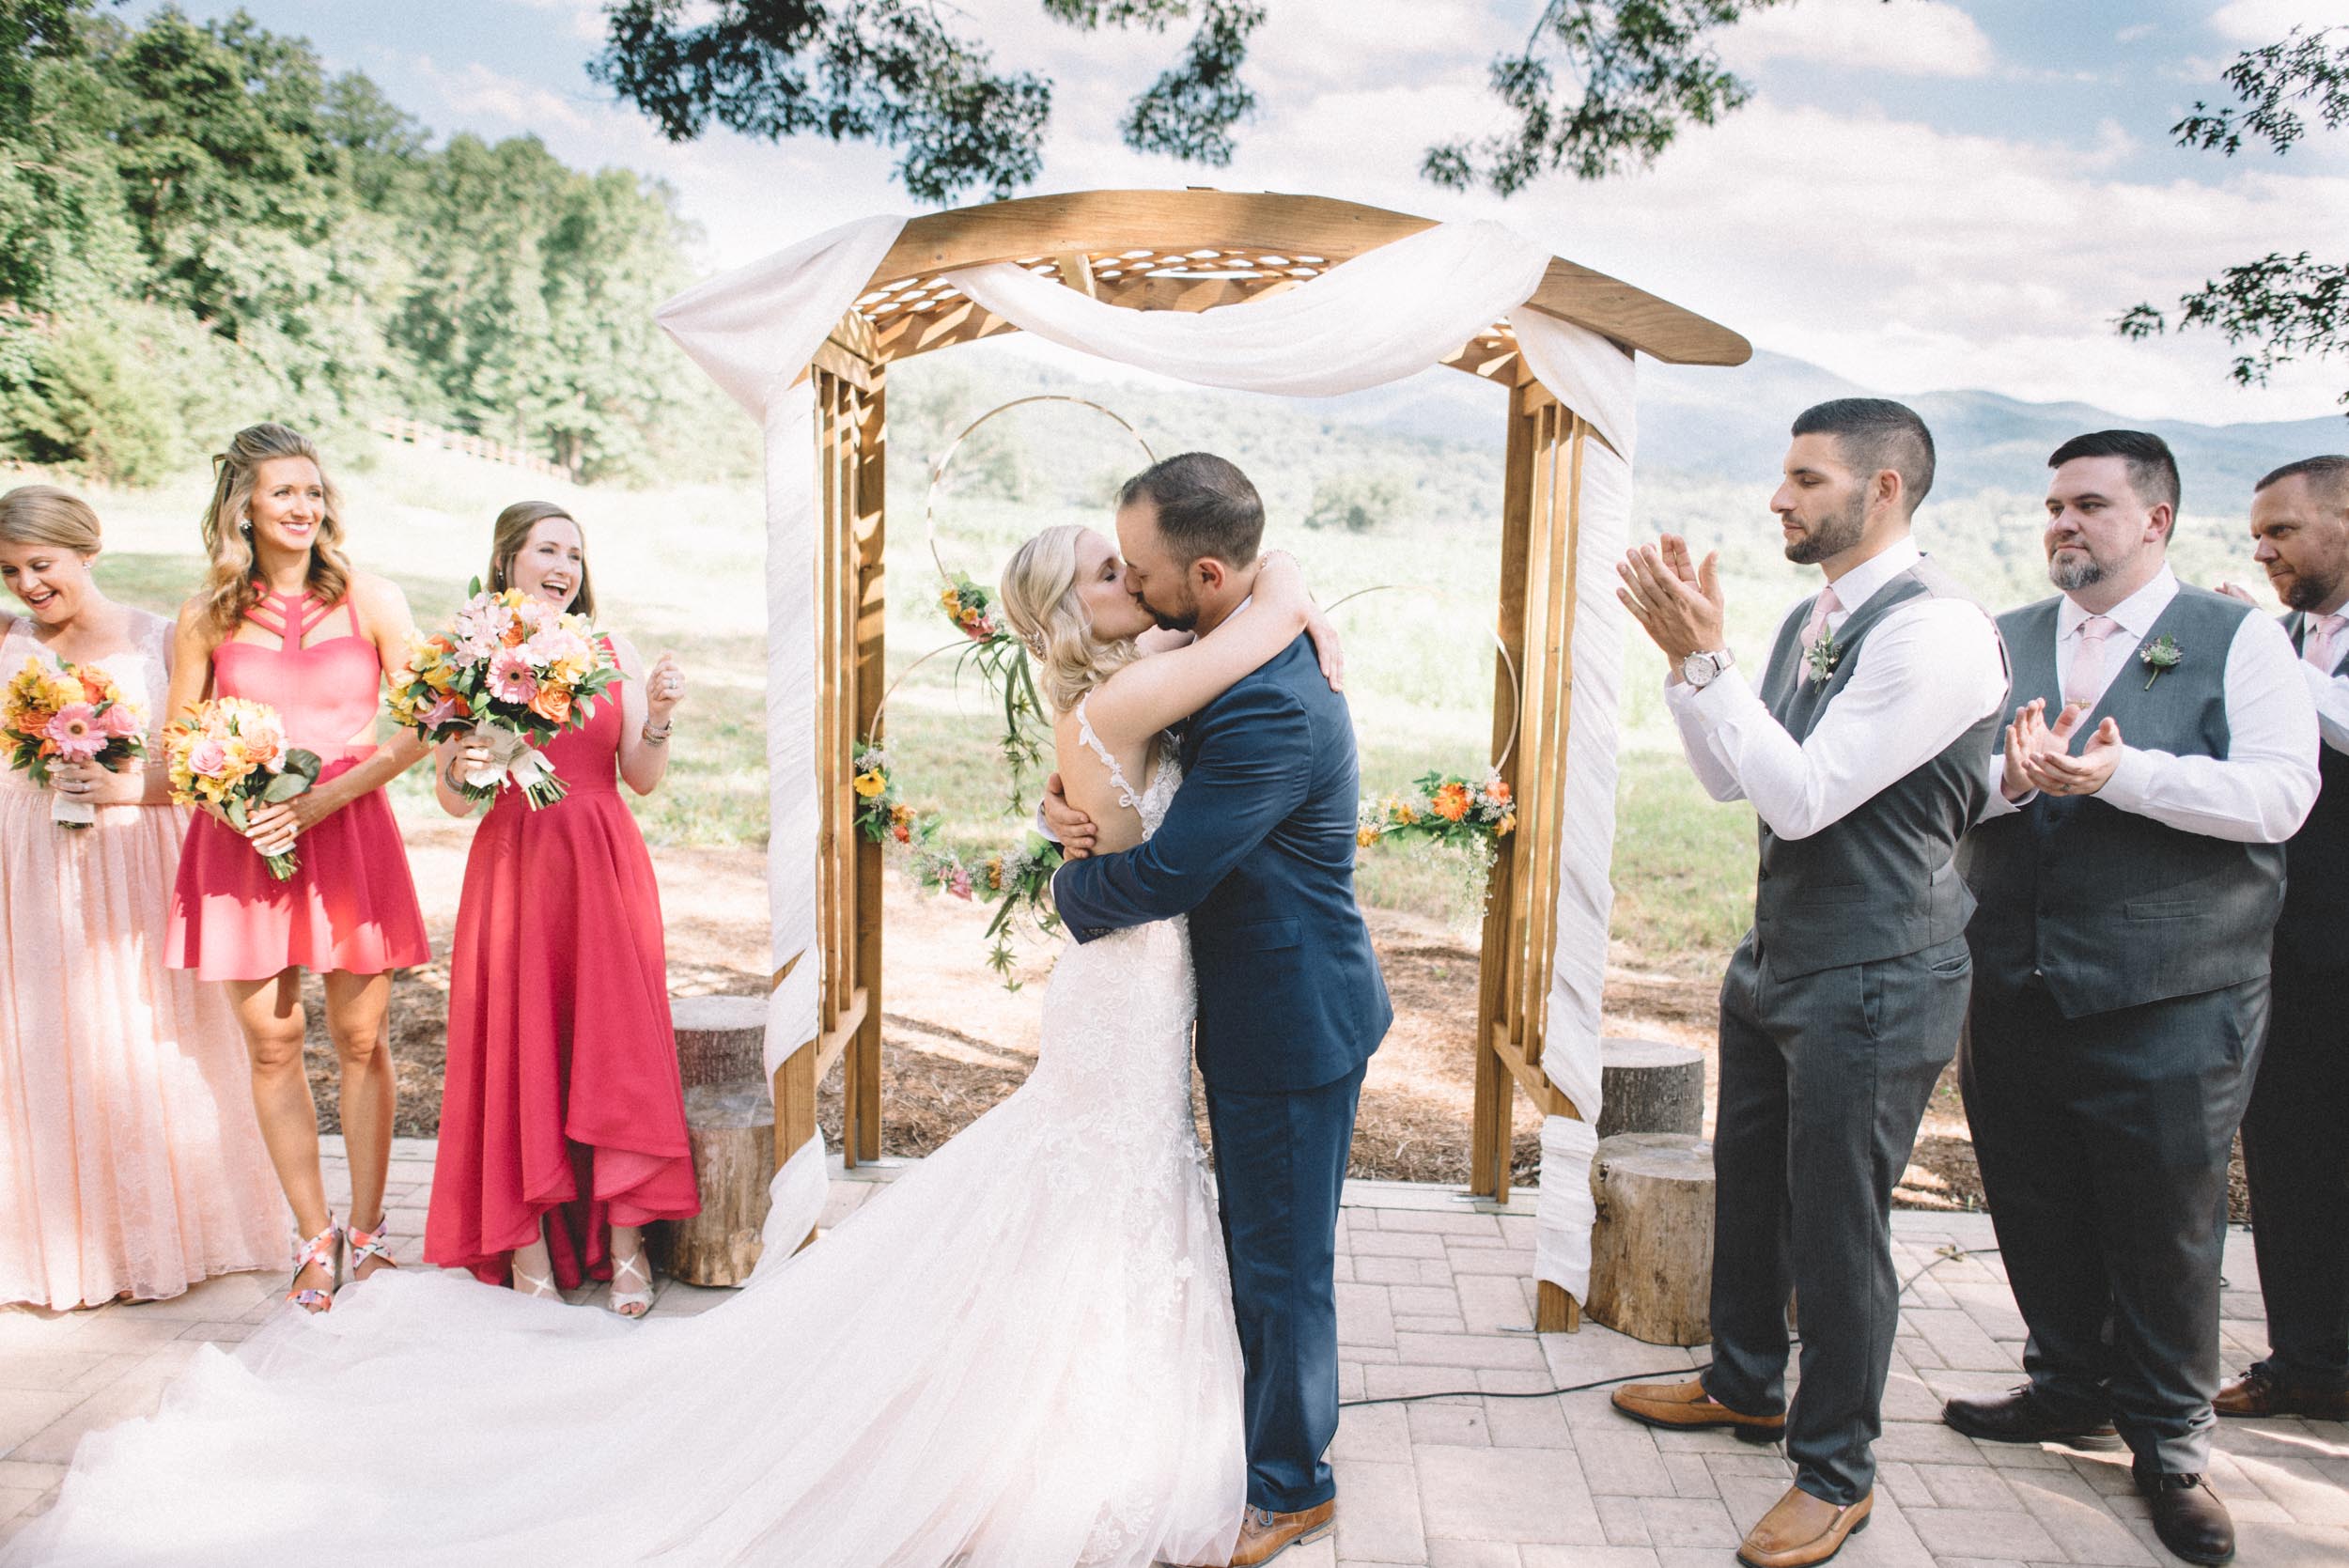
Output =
[{"x1": 1047, "y1": 451, "x2": 1392, "y2": 1566}]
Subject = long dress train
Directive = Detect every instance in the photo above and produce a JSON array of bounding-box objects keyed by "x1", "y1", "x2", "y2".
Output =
[{"x1": 8, "y1": 711, "x2": 1246, "y2": 1568}]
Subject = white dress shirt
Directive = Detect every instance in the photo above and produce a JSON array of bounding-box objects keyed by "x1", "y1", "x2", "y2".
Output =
[
  {"x1": 1978, "y1": 565, "x2": 2320, "y2": 843},
  {"x1": 1666, "y1": 539, "x2": 2009, "y2": 842},
  {"x1": 2292, "y1": 611, "x2": 2349, "y2": 756}
]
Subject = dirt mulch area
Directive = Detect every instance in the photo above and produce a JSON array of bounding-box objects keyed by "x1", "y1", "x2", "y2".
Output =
[{"x1": 307, "y1": 816, "x2": 2248, "y2": 1219}]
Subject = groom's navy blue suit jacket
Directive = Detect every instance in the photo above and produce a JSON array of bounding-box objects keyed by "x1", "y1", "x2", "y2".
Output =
[{"x1": 1052, "y1": 634, "x2": 1392, "y2": 1094}]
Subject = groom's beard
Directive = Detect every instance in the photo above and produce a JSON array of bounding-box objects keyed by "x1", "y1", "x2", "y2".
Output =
[{"x1": 1139, "y1": 586, "x2": 1195, "y2": 632}]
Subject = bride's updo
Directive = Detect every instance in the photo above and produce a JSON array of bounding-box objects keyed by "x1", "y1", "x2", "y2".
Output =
[{"x1": 998, "y1": 524, "x2": 1141, "y2": 715}]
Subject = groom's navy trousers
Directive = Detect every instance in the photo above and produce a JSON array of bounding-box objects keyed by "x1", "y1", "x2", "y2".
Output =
[{"x1": 1055, "y1": 635, "x2": 1392, "y2": 1513}]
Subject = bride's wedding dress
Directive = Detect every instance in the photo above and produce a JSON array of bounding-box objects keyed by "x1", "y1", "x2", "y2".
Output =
[{"x1": 8, "y1": 710, "x2": 1245, "y2": 1568}]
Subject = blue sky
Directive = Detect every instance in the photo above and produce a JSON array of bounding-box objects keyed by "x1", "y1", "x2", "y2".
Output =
[{"x1": 149, "y1": 1, "x2": 2349, "y2": 424}]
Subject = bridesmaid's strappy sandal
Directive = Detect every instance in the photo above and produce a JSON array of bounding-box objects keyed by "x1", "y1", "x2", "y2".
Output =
[
  {"x1": 510, "y1": 1258, "x2": 561, "y2": 1299},
  {"x1": 345, "y1": 1215, "x2": 397, "y2": 1281},
  {"x1": 287, "y1": 1222, "x2": 341, "y2": 1314},
  {"x1": 606, "y1": 1249, "x2": 654, "y2": 1319}
]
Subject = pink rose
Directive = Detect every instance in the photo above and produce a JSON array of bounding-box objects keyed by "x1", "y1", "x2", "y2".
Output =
[
  {"x1": 947, "y1": 867, "x2": 974, "y2": 901},
  {"x1": 487, "y1": 648, "x2": 538, "y2": 706},
  {"x1": 99, "y1": 703, "x2": 142, "y2": 738},
  {"x1": 45, "y1": 704, "x2": 103, "y2": 762},
  {"x1": 188, "y1": 737, "x2": 229, "y2": 777},
  {"x1": 419, "y1": 693, "x2": 471, "y2": 731}
]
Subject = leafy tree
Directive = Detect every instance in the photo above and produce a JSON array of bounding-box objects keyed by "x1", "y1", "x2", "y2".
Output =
[
  {"x1": 592, "y1": 0, "x2": 1842, "y2": 201},
  {"x1": 1305, "y1": 469, "x2": 1409, "y2": 535},
  {"x1": 2117, "y1": 24, "x2": 2348, "y2": 413}
]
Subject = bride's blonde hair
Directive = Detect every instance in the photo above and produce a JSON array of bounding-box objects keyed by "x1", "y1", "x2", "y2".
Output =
[{"x1": 998, "y1": 525, "x2": 1142, "y2": 715}]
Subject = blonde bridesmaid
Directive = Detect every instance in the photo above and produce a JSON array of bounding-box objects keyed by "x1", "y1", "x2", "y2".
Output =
[{"x1": 0, "y1": 486, "x2": 284, "y2": 1309}]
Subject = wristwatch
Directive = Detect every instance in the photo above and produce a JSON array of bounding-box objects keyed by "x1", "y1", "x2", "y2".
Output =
[{"x1": 1681, "y1": 648, "x2": 1735, "y2": 689}]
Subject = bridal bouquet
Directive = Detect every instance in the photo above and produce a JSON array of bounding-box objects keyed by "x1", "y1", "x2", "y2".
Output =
[
  {"x1": 4, "y1": 657, "x2": 147, "y2": 828},
  {"x1": 389, "y1": 582, "x2": 620, "y2": 809},
  {"x1": 164, "y1": 697, "x2": 321, "y2": 878}
]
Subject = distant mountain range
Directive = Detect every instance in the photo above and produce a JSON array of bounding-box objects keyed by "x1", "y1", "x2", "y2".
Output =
[{"x1": 1299, "y1": 349, "x2": 2349, "y2": 505}]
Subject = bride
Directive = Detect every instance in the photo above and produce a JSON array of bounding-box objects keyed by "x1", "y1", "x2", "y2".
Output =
[{"x1": 7, "y1": 526, "x2": 1343, "y2": 1568}]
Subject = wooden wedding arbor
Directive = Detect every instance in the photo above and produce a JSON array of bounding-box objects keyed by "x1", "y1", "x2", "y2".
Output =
[{"x1": 770, "y1": 189, "x2": 1748, "y2": 1329}]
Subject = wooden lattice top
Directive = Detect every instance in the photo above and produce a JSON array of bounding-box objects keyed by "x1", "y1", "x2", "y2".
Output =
[{"x1": 827, "y1": 190, "x2": 1746, "y2": 376}]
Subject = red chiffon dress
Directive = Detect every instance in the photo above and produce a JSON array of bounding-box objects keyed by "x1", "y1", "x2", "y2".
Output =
[
  {"x1": 425, "y1": 656, "x2": 698, "y2": 1287},
  {"x1": 168, "y1": 590, "x2": 429, "y2": 981}
]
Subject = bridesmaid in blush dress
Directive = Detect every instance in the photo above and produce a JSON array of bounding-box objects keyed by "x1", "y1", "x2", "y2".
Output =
[
  {"x1": 424, "y1": 501, "x2": 697, "y2": 1316},
  {"x1": 0, "y1": 487, "x2": 283, "y2": 1309},
  {"x1": 165, "y1": 424, "x2": 431, "y2": 1314}
]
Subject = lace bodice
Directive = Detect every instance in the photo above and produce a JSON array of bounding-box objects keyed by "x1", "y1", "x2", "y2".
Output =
[
  {"x1": 0, "y1": 610, "x2": 172, "y2": 796},
  {"x1": 1071, "y1": 693, "x2": 1180, "y2": 841}
]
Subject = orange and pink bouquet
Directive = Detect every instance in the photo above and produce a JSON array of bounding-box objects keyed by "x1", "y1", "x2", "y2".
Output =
[
  {"x1": 4, "y1": 657, "x2": 148, "y2": 828},
  {"x1": 164, "y1": 697, "x2": 322, "y2": 879},
  {"x1": 387, "y1": 581, "x2": 619, "y2": 809}
]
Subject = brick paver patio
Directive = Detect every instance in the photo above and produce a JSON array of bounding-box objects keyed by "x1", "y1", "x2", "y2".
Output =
[{"x1": 3, "y1": 1138, "x2": 2344, "y2": 1565}]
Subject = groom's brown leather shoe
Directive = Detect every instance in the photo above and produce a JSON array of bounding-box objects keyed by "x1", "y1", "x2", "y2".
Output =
[
  {"x1": 1225, "y1": 1500, "x2": 1334, "y2": 1565},
  {"x1": 2214, "y1": 1364, "x2": 2349, "y2": 1421},
  {"x1": 1737, "y1": 1485, "x2": 1872, "y2": 1568},
  {"x1": 1611, "y1": 1377, "x2": 1786, "y2": 1442}
]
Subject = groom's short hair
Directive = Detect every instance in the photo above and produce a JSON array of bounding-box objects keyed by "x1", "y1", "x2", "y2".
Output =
[{"x1": 1119, "y1": 452, "x2": 1264, "y2": 566}]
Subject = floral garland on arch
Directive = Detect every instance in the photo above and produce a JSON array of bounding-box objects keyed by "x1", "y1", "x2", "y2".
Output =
[{"x1": 1357, "y1": 768, "x2": 1517, "y2": 852}]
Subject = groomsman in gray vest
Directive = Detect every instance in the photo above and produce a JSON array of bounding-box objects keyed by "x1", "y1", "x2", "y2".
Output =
[
  {"x1": 2213, "y1": 454, "x2": 2349, "y2": 1423},
  {"x1": 1949, "y1": 430, "x2": 2318, "y2": 1567},
  {"x1": 1612, "y1": 399, "x2": 2007, "y2": 1568}
]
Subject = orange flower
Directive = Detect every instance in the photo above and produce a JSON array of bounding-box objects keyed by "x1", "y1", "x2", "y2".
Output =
[
  {"x1": 1487, "y1": 781, "x2": 1511, "y2": 803},
  {"x1": 528, "y1": 684, "x2": 572, "y2": 725},
  {"x1": 892, "y1": 822, "x2": 911, "y2": 845},
  {"x1": 503, "y1": 621, "x2": 529, "y2": 647},
  {"x1": 1432, "y1": 782, "x2": 1472, "y2": 822},
  {"x1": 1496, "y1": 812, "x2": 1517, "y2": 837}
]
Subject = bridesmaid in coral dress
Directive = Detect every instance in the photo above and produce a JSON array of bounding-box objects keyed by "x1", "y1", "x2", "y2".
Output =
[
  {"x1": 0, "y1": 487, "x2": 284, "y2": 1309},
  {"x1": 425, "y1": 501, "x2": 697, "y2": 1316},
  {"x1": 165, "y1": 424, "x2": 431, "y2": 1314}
]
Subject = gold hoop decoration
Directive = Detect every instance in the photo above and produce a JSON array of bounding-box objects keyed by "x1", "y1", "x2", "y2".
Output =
[
  {"x1": 1323, "y1": 584, "x2": 1522, "y2": 772},
  {"x1": 924, "y1": 395, "x2": 1159, "y2": 582}
]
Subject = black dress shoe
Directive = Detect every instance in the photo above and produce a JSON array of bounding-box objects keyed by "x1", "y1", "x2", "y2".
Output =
[
  {"x1": 2135, "y1": 1467, "x2": 2234, "y2": 1565},
  {"x1": 1941, "y1": 1384, "x2": 2117, "y2": 1444}
]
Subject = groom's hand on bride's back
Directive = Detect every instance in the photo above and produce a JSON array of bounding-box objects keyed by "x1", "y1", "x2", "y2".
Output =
[{"x1": 1040, "y1": 772, "x2": 1099, "y2": 859}]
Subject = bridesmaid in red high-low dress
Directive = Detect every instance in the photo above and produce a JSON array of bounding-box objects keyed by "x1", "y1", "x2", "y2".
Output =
[
  {"x1": 424, "y1": 501, "x2": 697, "y2": 1318},
  {"x1": 165, "y1": 423, "x2": 432, "y2": 1314}
]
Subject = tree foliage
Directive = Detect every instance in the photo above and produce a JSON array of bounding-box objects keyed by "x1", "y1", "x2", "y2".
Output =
[
  {"x1": 591, "y1": 0, "x2": 1884, "y2": 201},
  {"x1": 2117, "y1": 24, "x2": 2349, "y2": 413},
  {"x1": 0, "y1": 3, "x2": 747, "y2": 483}
]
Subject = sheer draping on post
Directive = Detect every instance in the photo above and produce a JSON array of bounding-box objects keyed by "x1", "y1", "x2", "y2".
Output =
[{"x1": 656, "y1": 212, "x2": 1639, "y2": 1299}]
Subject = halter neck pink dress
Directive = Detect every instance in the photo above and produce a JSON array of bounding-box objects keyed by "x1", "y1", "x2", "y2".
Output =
[
  {"x1": 167, "y1": 588, "x2": 429, "y2": 981},
  {"x1": 425, "y1": 644, "x2": 698, "y2": 1287}
]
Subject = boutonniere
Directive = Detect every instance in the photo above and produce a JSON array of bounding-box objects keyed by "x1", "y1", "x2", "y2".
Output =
[
  {"x1": 2139, "y1": 634, "x2": 2183, "y2": 690},
  {"x1": 1805, "y1": 629, "x2": 1841, "y2": 685}
]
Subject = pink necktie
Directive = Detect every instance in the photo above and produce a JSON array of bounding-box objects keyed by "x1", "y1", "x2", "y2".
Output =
[
  {"x1": 1799, "y1": 585, "x2": 1843, "y2": 656},
  {"x1": 2307, "y1": 613, "x2": 2346, "y2": 672},
  {"x1": 2063, "y1": 614, "x2": 2117, "y2": 708}
]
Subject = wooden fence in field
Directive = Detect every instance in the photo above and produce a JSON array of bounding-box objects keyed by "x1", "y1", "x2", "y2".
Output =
[{"x1": 371, "y1": 416, "x2": 576, "y2": 483}]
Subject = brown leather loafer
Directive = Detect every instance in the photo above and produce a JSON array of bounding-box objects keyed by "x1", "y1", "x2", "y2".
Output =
[
  {"x1": 1612, "y1": 1377, "x2": 1786, "y2": 1442},
  {"x1": 2214, "y1": 1365, "x2": 2349, "y2": 1421},
  {"x1": 1225, "y1": 1500, "x2": 1334, "y2": 1566},
  {"x1": 2136, "y1": 1467, "x2": 2234, "y2": 1565},
  {"x1": 1737, "y1": 1485, "x2": 1872, "y2": 1568},
  {"x1": 1941, "y1": 1384, "x2": 2116, "y2": 1444}
]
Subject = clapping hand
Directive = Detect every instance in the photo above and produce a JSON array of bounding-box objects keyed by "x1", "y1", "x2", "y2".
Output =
[
  {"x1": 1041, "y1": 772, "x2": 1098, "y2": 859},
  {"x1": 1617, "y1": 535, "x2": 1727, "y2": 663},
  {"x1": 2001, "y1": 697, "x2": 2123, "y2": 800},
  {"x1": 646, "y1": 653, "x2": 686, "y2": 722}
]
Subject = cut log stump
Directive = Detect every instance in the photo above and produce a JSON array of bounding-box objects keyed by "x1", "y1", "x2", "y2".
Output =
[
  {"x1": 1586, "y1": 1132, "x2": 1714, "y2": 1346},
  {"x1": 671, "y1": 994, "x2": 766, "y2": 1090},
  {"x1": 662, "y1": 1081, "x2": 776, "y2": 1287},
  {"x1": 1596, "y1": 1037, "x2": 1704, "y2": 1140}
]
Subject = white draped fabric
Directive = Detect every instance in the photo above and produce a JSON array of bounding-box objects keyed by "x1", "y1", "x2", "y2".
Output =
[{"x1": 655, "y1": 210, "x2": 1639, "y2": 1302}]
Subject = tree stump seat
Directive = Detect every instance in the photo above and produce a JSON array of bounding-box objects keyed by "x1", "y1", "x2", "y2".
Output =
[
  {"x1": 1586, "y1": 1132, "x2": 1714, "y2": 1346},
  {"x1": 1596, "y1": 1036, "x2": 1705, "y2": 1139},
  {"x1": 662, "y1": 1080, "x2": 777, "y2": 1287},
  {"x1": 670, "y1": 994, "x2": 767, "y2": 1090}
]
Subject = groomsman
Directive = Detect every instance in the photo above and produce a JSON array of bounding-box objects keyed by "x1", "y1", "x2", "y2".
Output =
[
  {"x1": 2215, "y1": 454, "x2": 2349, "y2": 1423},
  {"x1": 1948, "y1": 431, "x2": 2318, "y2": 1567},
  {"x1": 1614, "y1": 399, "x2": 2007, "y2": 1568}
]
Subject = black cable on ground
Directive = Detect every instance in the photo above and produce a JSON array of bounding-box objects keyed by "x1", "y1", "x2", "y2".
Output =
[{"x1": 1336, "y1": 1243, "x2": 2001, "y2": 1410}]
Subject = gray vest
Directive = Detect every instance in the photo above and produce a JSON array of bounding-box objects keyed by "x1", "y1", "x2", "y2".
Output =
[
  {"x1": 1960, "y1": 585, "x2": 2283, "y2": 1016},
  {"x1": 1750, "y1": 558, "x2": 1999, "y2": 979},
  {"x1": 2278, "y1": 611, "x2": 2349, "y2": 972}
]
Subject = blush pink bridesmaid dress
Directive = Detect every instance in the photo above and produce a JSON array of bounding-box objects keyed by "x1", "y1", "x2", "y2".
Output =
[{"x1": 0, "y1": 609, "x2": 284, "y2": 1309}]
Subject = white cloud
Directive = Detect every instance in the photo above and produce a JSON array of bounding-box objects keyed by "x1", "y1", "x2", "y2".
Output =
[
  {"x1": 1720, "y1": 0, "x2": 1995, "y2": 79},
  {"x1": 503, "y1": 0, "x2": 609, "y2": 45},
  {"x1": 411, "y1": 55, "x2": 595, "y2": 134},
  {"x1": 2210, "y1": 0, "x2": 2346, "y2": 45}
]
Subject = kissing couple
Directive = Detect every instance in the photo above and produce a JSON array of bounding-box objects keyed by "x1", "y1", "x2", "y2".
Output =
[{"x1": 12, "y1": 451, "x2": 1394, "y2": 1568}]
